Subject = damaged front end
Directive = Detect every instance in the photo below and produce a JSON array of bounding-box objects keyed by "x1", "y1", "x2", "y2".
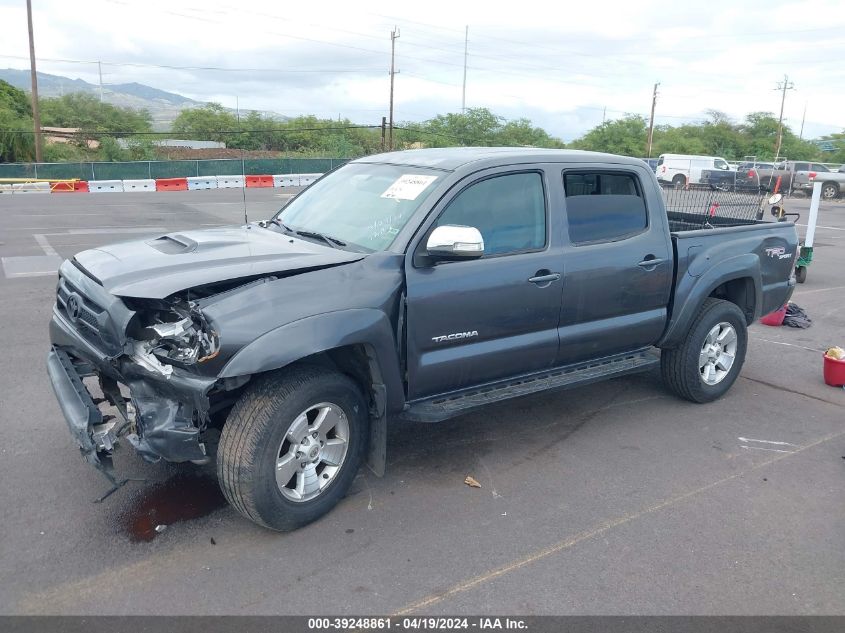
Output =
[{"x1": 48, "y1": 260, "x2": 222, "y2": 496}]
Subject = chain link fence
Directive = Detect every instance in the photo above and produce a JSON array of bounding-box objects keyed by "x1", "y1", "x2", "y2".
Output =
[{"x1": 0, "y1": 158, "x2": 348, "y2": 181}]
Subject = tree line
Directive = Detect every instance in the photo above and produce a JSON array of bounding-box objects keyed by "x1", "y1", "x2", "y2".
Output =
[{"x1": 1, "y1": 78, "x2": 843, "y2": 164}]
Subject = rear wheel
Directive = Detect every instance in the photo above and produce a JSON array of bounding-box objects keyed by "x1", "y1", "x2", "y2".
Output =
[
  {"x1": 217, "y1": 365, "x2": 368, "y2": 531},
  {"x1": 795, "y1": 265, "x2": 807, "y2": 284},
  {"x1": 672, "y1": 174, "x2": 687, "y2": 189},
  {"x1": 661, "y1": 298, "x2": 748, "y2": 403},
  {"x1": 821, "y1": 182, "x2": 839, "y2": 200}
]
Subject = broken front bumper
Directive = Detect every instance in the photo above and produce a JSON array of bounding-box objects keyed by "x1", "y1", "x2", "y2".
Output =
[{"x1": 48, "y1": 306, "x2": 217, "y2": 481}]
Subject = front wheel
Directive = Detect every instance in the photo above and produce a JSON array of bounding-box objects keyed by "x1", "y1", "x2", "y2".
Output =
[
  {"x1": 661, "y1": 298, "x2": 748, "y2": 403},
  {"x1": 217, "y1": 365, "x2": 368, "y2": 531}
]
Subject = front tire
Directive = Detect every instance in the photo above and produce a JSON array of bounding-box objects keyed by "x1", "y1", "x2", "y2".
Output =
[
  {"x1": 672, "y1": 174, "x2": 687, "y2": 189},
  {"x1": 217, "y1": 365, "x2": 368, "y2": 531},
  {"x1": 661, "y1": 298, "x2": 748, "y2": 403}
]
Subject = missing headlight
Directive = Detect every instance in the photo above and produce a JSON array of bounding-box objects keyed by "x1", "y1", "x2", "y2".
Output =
[{"x1": 135, "y1": 301, "x2": 220, "y2": 368}]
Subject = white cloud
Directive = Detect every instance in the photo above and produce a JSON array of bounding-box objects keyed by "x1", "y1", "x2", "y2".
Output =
[{"x1": 1, "y1": 0, "x2": 842, "y2": 139}]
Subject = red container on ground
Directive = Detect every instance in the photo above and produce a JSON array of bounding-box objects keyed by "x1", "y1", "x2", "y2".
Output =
[
  {"x1": 823, "y1": 354, "x2": 845, "y2": 387},
  {"x1": 760, "y1": 305, "x2": 787, "y2": 326}
]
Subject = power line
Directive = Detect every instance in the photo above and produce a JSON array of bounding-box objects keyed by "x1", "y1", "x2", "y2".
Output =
[{"x1": 0, "y1": 54, "x2": 382, "y2": 73}]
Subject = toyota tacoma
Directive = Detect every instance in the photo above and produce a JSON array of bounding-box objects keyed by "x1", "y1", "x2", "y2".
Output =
[{"x1": 47, "y1": 148, "x2": 798, "y2": 530}]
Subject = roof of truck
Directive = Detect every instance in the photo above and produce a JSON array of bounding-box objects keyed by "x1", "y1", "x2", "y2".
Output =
[{"x1": 355, "y1": 147, "x2": 647, "y2": 171}]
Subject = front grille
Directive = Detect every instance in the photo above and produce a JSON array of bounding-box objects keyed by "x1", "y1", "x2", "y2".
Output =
[{"x1": 56, "y1": 274, "x2": 110, "y2": 349}]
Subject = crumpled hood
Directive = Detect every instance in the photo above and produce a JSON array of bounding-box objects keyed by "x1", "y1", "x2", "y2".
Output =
[{"x1": 73, "y1": 225, "x2": 364, "y2": 299}]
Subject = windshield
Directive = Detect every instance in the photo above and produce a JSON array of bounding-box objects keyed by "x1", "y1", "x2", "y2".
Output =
[
  {"x1": 714, "y1": 159, "x2": 729, "y2": 170},
  {"x1": 274, "y1": 163, "x2": 442, "y2": 252}
]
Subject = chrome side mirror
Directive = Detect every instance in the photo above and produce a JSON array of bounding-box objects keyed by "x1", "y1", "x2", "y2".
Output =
[{"x1": 426, "y1": 225, "x2": 484, "y2": 260}]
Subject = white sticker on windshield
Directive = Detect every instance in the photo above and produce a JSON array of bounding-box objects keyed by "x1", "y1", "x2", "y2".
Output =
[{"x1": 380, "y1": 174, "x2": 438, "y2": 200}]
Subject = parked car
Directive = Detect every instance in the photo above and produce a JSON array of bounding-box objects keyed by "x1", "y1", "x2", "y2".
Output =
[
  {"x1": 47, "y1": 148, "x2": 798, "y2": 531},
  {"x1": 656, "y1": 154, "x2": 733, "y2": 187}
]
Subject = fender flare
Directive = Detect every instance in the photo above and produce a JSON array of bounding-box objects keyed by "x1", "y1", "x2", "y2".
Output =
[
  {"x1": 219, "y1": 308, "x2": 404, "y2": 415},
  {"x1": 659, "y1": 254, "x2": 761, "y2": 349}
]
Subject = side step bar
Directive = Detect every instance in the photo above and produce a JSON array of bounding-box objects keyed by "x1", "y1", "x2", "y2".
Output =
[{"x1": 401, "y1": 349, "x2": 660, "y2": 423}]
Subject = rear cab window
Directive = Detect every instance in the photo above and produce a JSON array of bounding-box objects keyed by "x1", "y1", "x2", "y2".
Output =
[{"x1": 562, "y1": 171, "x2": 648, "y2": 245}]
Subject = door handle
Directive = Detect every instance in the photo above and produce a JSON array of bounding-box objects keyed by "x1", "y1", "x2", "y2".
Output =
[
  {"x1": 637, "y1": 256, "x2": 665, "y2": 269},
  {"x1": 528, "y1": 271, "x2": 561, "y2": 285}
]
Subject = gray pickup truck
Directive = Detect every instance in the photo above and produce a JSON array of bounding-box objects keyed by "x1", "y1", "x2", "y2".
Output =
[
  {"x1": 737, "y1": 161, "x2": 843, "y2": 199},
  {"x1": 47, "y1": 148, "x2": 798, "y2": 531}
]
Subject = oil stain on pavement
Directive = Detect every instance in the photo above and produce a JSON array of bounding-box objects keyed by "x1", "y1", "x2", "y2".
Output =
[{"x1": 118, "y1": 469, "x2": 228, "y2": 542}]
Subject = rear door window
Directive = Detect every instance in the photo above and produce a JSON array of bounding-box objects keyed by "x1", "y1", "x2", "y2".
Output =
[{"x1": 562, "y1": 172, "x2": 648, "y2": 245}]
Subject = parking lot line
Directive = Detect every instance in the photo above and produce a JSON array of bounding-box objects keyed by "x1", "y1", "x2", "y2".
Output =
[
  {"x1": 393, "y1": 426, "x2": 845, "y2": 616},
  {"x1": 793, "y1": 284, "x2": 845, "y2": 297}
]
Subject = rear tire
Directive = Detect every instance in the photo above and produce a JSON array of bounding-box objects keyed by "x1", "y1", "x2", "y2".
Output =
[
  {"x1": 661, "y1": 298, "x2": 748, "y2": 403},
  {"x1": 795, "y1": 266, "x2": 807, "y2": 284},
  {"x1": 217, "y1": 365, "x2": 368, "y2": 531},
  {"x1": 821, "y1": 182, "x2": 839, "y2": 200},
  {"x1": 672, "y1": 174, "x2": 687, "y2": 189}
]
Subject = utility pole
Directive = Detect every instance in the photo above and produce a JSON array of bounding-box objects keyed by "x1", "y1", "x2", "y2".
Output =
[
  {"x1": 774, "y1": 74, "x2": 795, "y2": 159},
  {"x1": 646, "y1": 82, "x2": 659, "y2": 158},
  {"x1": 602, "y1": 106, "x2": 606, "y2": 124},
  {"x1": 380, "y1": 116, "x2": 387, "y2": 151},
  {"x1": 98, "y1": 61, "x2": 104, "y2": 103},
  {"x1": 461, "y1": 25, "x2": 468, "y2": 113},
  {"x1": 388, "y1": 27, "x2": 400, "y2": 151},
  {"x1": 799, "y1": 101, "x2": 807, "y2": 140},
  {"x1": 26, "y1": 0, "x2": 43, "y2": 162}
]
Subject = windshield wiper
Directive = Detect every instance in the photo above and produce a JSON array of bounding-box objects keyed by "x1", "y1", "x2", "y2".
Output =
[
  {"x1": 266, "y1": 218, "x2": 291, "y2": 231},
  {"x1": 292, "y1": 229, "x2": 347, "y2": 249}
]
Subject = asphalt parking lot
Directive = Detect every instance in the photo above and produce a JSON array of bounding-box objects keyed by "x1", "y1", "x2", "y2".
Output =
[{"x1": 1, "y1": 189, "x2": 843, "y2": 616}]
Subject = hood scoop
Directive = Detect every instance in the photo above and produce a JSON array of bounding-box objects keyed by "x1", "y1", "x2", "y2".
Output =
[{"x1": 147, "y1": 234, "x2": 198, "y2": 254}]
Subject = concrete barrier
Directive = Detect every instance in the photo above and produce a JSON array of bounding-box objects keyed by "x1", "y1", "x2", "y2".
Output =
[
  {"x1": 7, "y1": 182, "x2": 51, "y2": 194},
  {"x1": 50, "y1": 180, "x2": 88, "y2": 192},
  {"x1": 122, "y1": 179, "x2": 156, "y2": 192},
  {"x1": 187, "y1": 177, "x2": 218, "y2": 190},
  {"x1": 246, "y1": 175, "x2": 274, "y2": 188},
  {"x1": 89, "y1": 180, "x2": 125, "y2": 193},
  {"x1": 216, "y1": 175, "x2": 245, "y2": 189},
  {"x1": 155, "y1": 177, "x2": 189, "y2": 191},
  {"x1": 273, "y1": 175, "x2": 298, "y2": 188},
  {"x1": 298, "y1": 173, "x2": 322, "y2": 187}
]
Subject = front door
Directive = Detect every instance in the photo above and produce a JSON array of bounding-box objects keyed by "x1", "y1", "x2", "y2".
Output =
[{"x1": 405, "y1": 169, "x2": 562, "y2": 400}]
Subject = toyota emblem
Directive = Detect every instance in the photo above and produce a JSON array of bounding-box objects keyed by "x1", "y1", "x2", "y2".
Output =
[{"x1": 66, "y1": 293, "x2": 83, "y2": 323}]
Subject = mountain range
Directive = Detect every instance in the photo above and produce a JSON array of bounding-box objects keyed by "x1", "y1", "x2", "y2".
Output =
[{"x1": 0, "y1": 68, "x2": 285, "y2": 130}]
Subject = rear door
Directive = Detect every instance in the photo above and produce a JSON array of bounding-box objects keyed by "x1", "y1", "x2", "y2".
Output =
[
  {"x1": 790, "y1": 162, "x2": 812, "y2": 189},
  {"x1": 404, "y1": 167, "x2": 563, "y2": 400},
  {"x1": 555, "y1": 166, "x2": 672, "y2": 364}
]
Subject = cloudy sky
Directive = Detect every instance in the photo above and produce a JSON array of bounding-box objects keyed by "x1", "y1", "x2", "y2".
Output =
[{"x1": 1, "y1": 0, "x2": 843, "y2": 141}]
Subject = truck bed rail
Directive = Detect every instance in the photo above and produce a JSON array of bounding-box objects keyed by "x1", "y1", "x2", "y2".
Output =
[{"x1": 662, "y1": 187, "x2": 767, "y2": 232}]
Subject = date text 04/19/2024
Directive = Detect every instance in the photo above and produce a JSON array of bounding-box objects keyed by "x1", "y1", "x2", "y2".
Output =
[{"x1": 306, "y1": 617, "x2": 528, "y2": 630}]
